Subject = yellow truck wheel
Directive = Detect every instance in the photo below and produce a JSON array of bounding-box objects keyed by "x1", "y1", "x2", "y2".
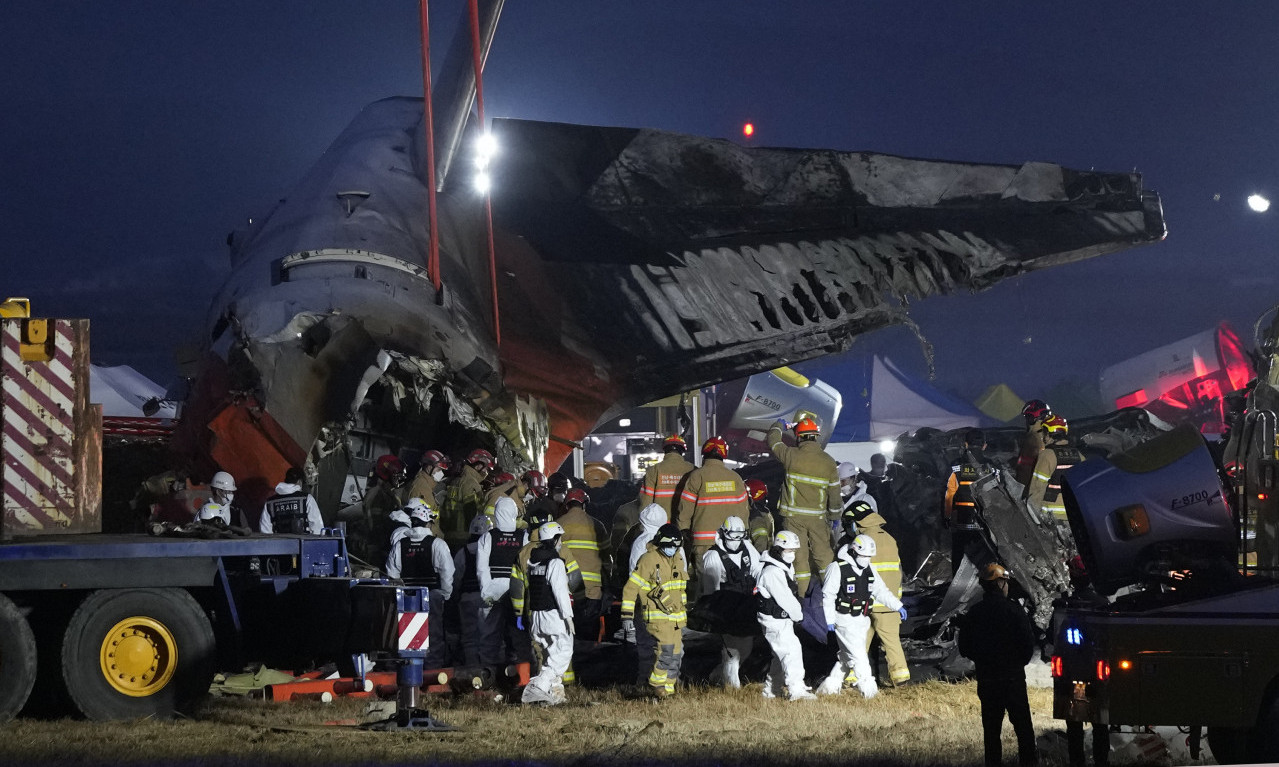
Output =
[
  {"x1": 61, "y1": 588, "x2": 214, "y2": 720},
  {"x1": 0, "y1": 593, "x2": 37, "y2": 722}
]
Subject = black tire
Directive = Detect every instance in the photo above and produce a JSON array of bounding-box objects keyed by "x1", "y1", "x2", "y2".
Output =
[
  {"x1": 61, "y1": 588, "x2": 215, "y2": 720},
  {"x1": 1207, "y1": 726, "x2": 1251, "y2": 765},
  {"x1": 0, "y1": 593, "x2": 37, "y2": 722}
]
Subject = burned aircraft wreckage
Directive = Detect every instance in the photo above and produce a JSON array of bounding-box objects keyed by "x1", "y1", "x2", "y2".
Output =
[{"x1": 172, "y1": 6, "x2": 1167, "y2": 654}]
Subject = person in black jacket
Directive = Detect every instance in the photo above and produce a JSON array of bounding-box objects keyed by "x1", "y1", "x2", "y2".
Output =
[{"x1": 958, "y1": 562, "x2": 1038, "y2": 767}]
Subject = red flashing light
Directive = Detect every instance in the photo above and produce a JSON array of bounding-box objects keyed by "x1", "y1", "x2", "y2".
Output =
[
  {"x1": 1115, "y1": 389, "x2": 1148, "y2": 409},
  {"x1": 1051, "y1": 656, "x2": 1063, "y2": 678},
  {"x1": 1260, "y1": 492, "x2": 1270, "y2": 502},
  {"x1": 743, "y1": 123, "x2": 755, "y2": 137},
  {"x1": 1119, "y1": 659, "x2": 1132, "y2": 671},
  {"x1": 1096, "y1": 660, "x2": 1111, "y2": 681}
]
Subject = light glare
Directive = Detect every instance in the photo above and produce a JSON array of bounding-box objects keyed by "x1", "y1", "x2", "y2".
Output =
[
  {"x1": 474, "y1": 172, "x2": 491, "y2": 195},
  {"x1": 1249, "y1": 194, "x2": 1270, "y2": 213},
  {"x1": 476, "y1": 132, "x2": 498, "y2": 160},
  {"x1": 878, "y1": 439, "x2": 896, "y2": 455}
]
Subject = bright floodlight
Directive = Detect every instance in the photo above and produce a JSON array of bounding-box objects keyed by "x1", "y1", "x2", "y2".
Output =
[
  {"x1": 1249, "y1": 194, "x2": 1271, "y2": 213},
  {"x1": 476, "y1": 132, "x2": 498, "y2": 160},
  {"x1": 474, "y1": 172, "x2": 491, "y2": 195},
  {"x1": 878, "y1": 439, "x2": 896, "y2": 455}
]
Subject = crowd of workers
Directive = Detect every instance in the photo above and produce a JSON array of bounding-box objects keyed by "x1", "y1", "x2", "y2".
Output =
[{"x1": 150, "y1": 397, "x2": 1098, "y2": 765}]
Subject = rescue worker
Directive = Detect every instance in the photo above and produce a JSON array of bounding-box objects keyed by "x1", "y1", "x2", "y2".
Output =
[
  {"x1": 442, "y1": 448, "x2": 494, "y2": 547},
  {"x1": 767, "y1": 418, "x2": 841, "y2": 595},
  {"x1": 609, "y1": 496, "x2": 642, "y2": 578},
  {"x1": 527, "y1": 473, "x2": 568, "y2": 521},
  {"x1": 860, "y1": 453, "x2": 900, "y2": 521},
  {"x1": 520, "y1": 521, "x2": 575, "y2": 706},
  {"x1": 1024, "y1": 415, "x2": 1081, "y2": 537},
  {"x1": 385, "y1": 499, "x2": 455, "y2": 670},
  {"x1": 700, "y1": 516, "x2": 760, "y2": 688},
  {"x1": 476, "y1": 496, "x2": 528, "y2": 666},
  {"x1": 482, "y1": 471, "x2": 527, "y2": 522},
  {"x1": 1054, "y1": 556, "x2": 1110, "y2": 767},
  {"x1": 755, "y1": 530, "x2": 815, "y2": 701},
  {"x1": 259, "y1": 467, "x2": 324, "y2": 534},
  {"x1": 854, "y1": 502, "x2": 912, "y2": 688},
  {"x1": 639, "y1": 435, "x2": 694, "y2": 515},
  {"x1": 958, "y1": 562, "x2": 1038, "y2": 767},
  {"x1": 556, "y1": 487, "x2": 609, "y2": 611},
  {"x1": 510, "y1": 508, "x2": 583, "y2": 684},
  {"x1": 621, "y1": 522, "x2": 688, "y2": 699},
  {"x1": 337, "y1": 454, "x2": 406, "y2": 567},
  {"x1": 629, "y1": 503, "x2": 674, "y2": 573},
  {"x1": 745, "y1": 478, "x2": 774, "y2": 553},
  {"x1": 1015, "y1": 399, "x2": 1053, "y2": 487},
  {"x1": 196, "y1": 470, "x2": 237, "y2": 526},
  {"x1": 453, "y1": 514, "x2": 493, "y2": 667},
  {"x1": 404, "y1": 449, "x2": 450, "y2": 509},
  {"x1": 945, "y1": 429, "x2": 993, "y2": 575},
  {"x1": 816, "y1": 534, "x2": 905, "y2": 698},
  {"x1": 838, "y1": 462, "x2": 878, "y2": 514},
  {"x1": 676, "y1": 436, "x2": 748, "y2": 593},
  {"x1": 522, "y1": 469, "x2": 547, "y2": 506}
]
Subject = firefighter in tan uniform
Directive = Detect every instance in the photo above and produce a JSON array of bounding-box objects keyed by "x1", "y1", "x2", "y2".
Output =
[
  {"x1": 639, "y1": 435, "x2": 695, "y2": 515},
  {"x1": 556, "y1": 487, "x2": 609, "y2": 614},
  {"x1": 676, "y1": 437, "x2": 749, "y2": 592},
  {"x1": 621, "y1": 523, "x2": 688, "y2": 699},
  {"x1": 843, "y1": 500, "x2": 912, "y2": 687},
  {"x1": 441, "y1": 448, "x2": 494, "y2": 547},
  {"x1": 745, "y1": 479, "x2": 774, "y2": 553},
  {"x1": 1024, "y1": 415, "x2": 1082, "y2": 545},
  {"x1": 403, "y1": 449, "x2": 450, "y2": 509},
  {"x1": 1014, "y1": 399, "x2": 1052, "y2": 487},
  {"x1": 767, "y1": 418, "x2": 842, "y2": 595},
  {"x1": 483, "y1": 471, "x2": 527, "y2": 522}
]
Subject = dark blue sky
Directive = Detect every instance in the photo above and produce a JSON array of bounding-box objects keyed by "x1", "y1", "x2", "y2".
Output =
[{"x1": 5, "y1": 2, "x2": 1278, "y2": 405}]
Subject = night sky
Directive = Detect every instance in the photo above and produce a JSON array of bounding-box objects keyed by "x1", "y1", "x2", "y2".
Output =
[{"x1": 5, "y1": 2, "x2": 1278, "y2": 409}]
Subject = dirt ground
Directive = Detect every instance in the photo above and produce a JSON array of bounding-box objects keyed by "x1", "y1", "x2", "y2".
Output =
[{"x1": 2, "y1": 681, "x2": 1113, "y2": 767}]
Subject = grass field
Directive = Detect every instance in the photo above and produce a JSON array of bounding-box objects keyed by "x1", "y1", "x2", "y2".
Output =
[{"x1": 0, "y1": 681, "x2": 1143, "y2": 767}]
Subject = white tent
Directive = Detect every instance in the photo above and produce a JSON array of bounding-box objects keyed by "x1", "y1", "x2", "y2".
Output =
[{"x1": 89, "y1": 365, "x2": 176, "y2": 418}]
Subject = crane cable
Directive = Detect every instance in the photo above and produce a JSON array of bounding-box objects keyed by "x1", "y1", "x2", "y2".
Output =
[{"x1": 468, "y1": 0, "x2": 500, "y2": 347}]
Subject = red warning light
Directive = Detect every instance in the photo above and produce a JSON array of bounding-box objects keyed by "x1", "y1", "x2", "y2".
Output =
[{"x1": 743, "y1": 123, "x2": 755, "y2": 137}]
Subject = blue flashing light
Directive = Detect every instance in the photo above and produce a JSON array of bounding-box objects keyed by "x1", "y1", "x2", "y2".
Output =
[{"x1": 1065, "y1": 627, "x2": 1084, "y2": 646}]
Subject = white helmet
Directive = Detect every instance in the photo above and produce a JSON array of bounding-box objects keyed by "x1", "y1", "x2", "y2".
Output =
[
  {"x1": 837, "y1": 462, "x2": 859, "y2": 481},
  {"x1": 405, "y1": 497, "x2": 437, "y2": 525},
  {"x1": 719, "y1": 515, "x2": 747, "y2": 540},
  {"x1": 851, "y1": 534, "x2": 876, "y2": 558},
  {"x1": 468, "y1": 514, "x2": 493, "y2": 537},
  {"x1": 773, "y1": 530, "x2": 801, "y2": 550},
  {"x1": 539, "y1": 521, "x2": 565, "y2": 541},
  {"x1": 211, "y1": 471, "x2": 237, "y2": 492}
]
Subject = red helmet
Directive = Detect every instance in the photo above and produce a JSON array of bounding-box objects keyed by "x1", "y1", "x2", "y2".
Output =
[
  {"x1": 467, "y1": 448, "x2": 496, "y2": 471},
  {"x1": 1067, "y1": 555, "x2": 1088, "y2": 581},
  {"x1": 523, "y1": 469, "x2": 547, "y2": 494},
  {"x1": 744, "y1": 478, "x2": 767, "y2": 502},
  {"x1": 702, "y1": 436, "x2": 729, "y2": 459},
  {"x1": 565, "y1": 487, "x2": 589, "y2": 507},
  {"x1": 662, "y1": 434, "x2": 687, "y2": 451},
  {"x1": 492, "y1": 471, "x2": 515, "y2": 486},
  {"x1": 1021, "y1": 399, "x2": 1052, "y2": 423},
  {"x1": 1042, "y1": 414, "x2": 1069, "y2": 438},
  {"x1": 420, "y1": 449, "x2": 450, "y2": 471},
  {"x1": 374, "y1": 454, "x2": 406, "y2": 482},
  {"x1": 794, "y1": 418, "x2": 820, "y2": 438}
]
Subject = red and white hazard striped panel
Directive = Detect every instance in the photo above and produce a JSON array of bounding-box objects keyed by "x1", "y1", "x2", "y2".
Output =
[
  {"x1": 397, "y1": 611, "x2": 430, "y2": 651},
  {"x1": 1, "y1": 320, "x2": 79, "y2": 532}
]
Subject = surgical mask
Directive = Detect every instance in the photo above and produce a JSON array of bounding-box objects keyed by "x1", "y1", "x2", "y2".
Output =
[
  {"x1": 723, "y1": 537, "x2": 743, "y2": 552},
  {"x1": 217, "y1": 491, "x2": 235, "y2": 506},
  {"x1": 552, "y1": 492, "x2": 566, "y2": 503},
  {"x1": 523, "y1": 492, "x2": 535, "y2": 504},
  {"x1": 659, "y1": 546, "x2": 677, "y2": 558},
  {"x1": 432, "y1": 469, "x2": 445, "y2": 482},
  {"x1": 840, "y1": 482, "x2": 853, "y2": 499},
  {"x1": 781, "y1": 550, "x2": 796, "y2": 564},
  {"x1": 855, "y1": 555, "x2": 870, "y2": 568}
]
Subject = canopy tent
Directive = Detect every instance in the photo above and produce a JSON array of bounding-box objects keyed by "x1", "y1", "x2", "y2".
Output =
[
  {"x1": 90, "y1": 365, "x2": 176, "y2": 418},
  {"x1": 974, "y1": 383, "x2": 1026, "y2": 423},
  {"x1": 796, "y1": 355, "x2": 995, "y2": 442}
]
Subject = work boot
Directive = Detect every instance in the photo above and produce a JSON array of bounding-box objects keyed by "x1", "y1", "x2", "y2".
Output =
[
  {"x1": 788, "y1": 689, "x2": 817, "y2": 701},
  {"x1": 816, "y1": 675, "x2": 843, "y2": 696}
]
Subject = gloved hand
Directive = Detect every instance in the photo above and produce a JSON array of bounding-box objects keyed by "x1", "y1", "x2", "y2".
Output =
[
  {"x1": 622, "y1": 618, "x2": 635, "y2": 634},
  {"x1": 567, "y1": 617, "x2": 576, "y2": 635},
  {"x1": 827, "y1": 623, "x2": 836, "y2": 633},
  {"x1": 516, "y1": 615, "x2": 525, "y2": 631},
  {"x1": 898, "y1": 607, "x2": 908, "y2": 621},
  {"x1": 775, "y1": 418, "x2": 792, "y2": 431}
]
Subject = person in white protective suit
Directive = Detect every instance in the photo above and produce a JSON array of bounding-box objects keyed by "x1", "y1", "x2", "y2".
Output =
[
  {"x1": 701, "y1": 516, "x2": 761, "y2": 688},
  {"x1": 520, "y1": 521, "x2": 575, "y2": 705},
  {"x1": 196, "y1": 471, "x2": 238, "y2": 525},
  {"x1": 453, "y1": 514, "x2": 493, "y2": 666},
  {"x1": 755, "y1": 530, "x2": 816, "y2": 701},
  {"x1": 816, "y1": 534, "x2": 905, "y2": 698},
  {"x1": 837, "y1": 462, "x2": 878, "y2": 514},
  {"x1": 385, "y1": 499, "x2": 455, "y2": 669},
  {"x1": 476, "y1": 496, "x2": 529, "y2": 665}
]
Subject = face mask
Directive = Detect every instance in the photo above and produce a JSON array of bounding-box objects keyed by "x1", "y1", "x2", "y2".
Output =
[
  {"x1": 523, "y1": 492, "x2": 535, "y2": 503},
  {"x1": 552, "y1": 492, "x2": 566, "y2": 503},
  {"x1": 781, "y1": 550, "x2": 796, "y2": 564},
  {"x1": 723, "y1": 537, "x2": 742, "y2": 552},
  {"x1": 554, "y1": 539, "x2": 563, "y2": 552},
  {"x1": 659, "y1": 546, "x2": 677, "y2": 558},
  {"x1": 432, "y1": 469, "x2": 445, "y2": 482},
  {"x1": 221, "y1": 492, "x2": 235, "y2": 506},
  {"x1": 855, "y1": 555, "x2": 870, "y2": 568},
  {"x1": 840, "y1": 483, "x2": 853, "y2": 498}
]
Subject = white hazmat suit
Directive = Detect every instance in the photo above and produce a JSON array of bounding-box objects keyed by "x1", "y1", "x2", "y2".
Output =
[
  {"x1": 817, "y1": 542, "x2": 903, "y2": 698},
  {"x1": 386, "y1": 523, "x2": 455, "y2": 668},
  {"x1": 755, "y1": 549, "x2": 813, "y2": 700},
  {"x1": 475, "y1": 497, "x2": 528, "y2": 665}
]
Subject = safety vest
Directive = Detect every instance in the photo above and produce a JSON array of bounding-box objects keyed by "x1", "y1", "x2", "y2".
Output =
[
  {"x1": 1044, "y1": 446, "x2": 1083, "y2": 518},
  {"x1": 401, "y1": 537, "x2": 440, "y2": 589},
  {"x1": 949, "y1": 460, "x2": 985, "y2": 531},
  {"x1": 488, "y1": 529, "x2": 523, "y2": 578},
  {"x1": 459, "y1": 546, "x2": 481, "y2": 594},
  {"x1": 526, "y1": 546, "x2": 561, "y2": 612},
  {"x1": 641, "y1": 453, "x2": 694, "y2": 514},
  {"x1": 834, "y1": 561, "x2": 874, "y2": 616},
  {"x1": 262, "y1": 490, "x2": 310, "y2": 534},
  {"x1": 714, "y1": 546, "x2": 756, "y2": 594},
  {"x1": 754, "y1": 561, "x2": 798, "y2": 619}
]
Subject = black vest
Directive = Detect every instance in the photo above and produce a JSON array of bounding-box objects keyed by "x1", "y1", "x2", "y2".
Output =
[
  {"x1": 263, "y1": 490, "x2": 310, "y2": 534},
  {"x1": 489, "y1": 529, "x2": 523, "y2": 578},
  {"x1": 459, "y1": 545, "x2": 480, "y2": 593},
  {"x1": 834, "y1": 560, "x2": 874, "y2": 616},
  {"x1": 715, "y1": 547, "x2": 755, "y2": 594},
  {"x1": 754, "y1": 561, "x2": 798, "y2": 619},
  {"x1": 1045, "y1": 447, "x2": 1083, "y2": 504},
  {"x1": 400, "y1": 536, "x2": 440, "y2": 588},
  {"x1": 526, "y1": 545, "x2": 561, "y2": 612},
  {"x1": 951, "y1": 460, "x2": 985, "y2": 531}
]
